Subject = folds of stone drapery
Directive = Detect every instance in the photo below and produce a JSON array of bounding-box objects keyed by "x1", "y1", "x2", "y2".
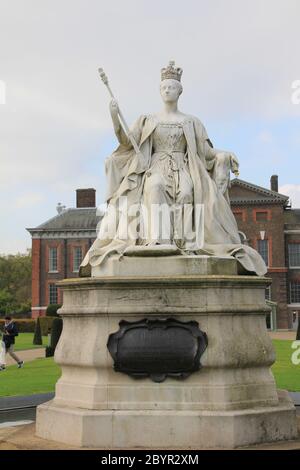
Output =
[{"x1": 81, "y1": 116, "x2": 267, "y2": 276}]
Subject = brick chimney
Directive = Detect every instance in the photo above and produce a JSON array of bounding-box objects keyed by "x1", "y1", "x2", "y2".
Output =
[
  {"x1": 76, "y1": 188, "x2": 96, "y2": 208},
  {"x1": 270, "y1": 175, "x2": 278, "y2": 192}
]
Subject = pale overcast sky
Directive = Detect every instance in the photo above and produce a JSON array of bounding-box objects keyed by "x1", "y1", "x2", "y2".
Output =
[{"x1": 0, "y1": 0, "x2": 300, "y2": 253}]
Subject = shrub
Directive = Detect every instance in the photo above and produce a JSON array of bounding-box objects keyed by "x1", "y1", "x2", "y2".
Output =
[
  {"x1": 6, "y1": 310, "x2": 31, "y2": 319},
  {"x1": 33, "y1": 318, "x2": 42, "y2": 345},
  {"x1": 0, "y1": 319, "x2": 35, "y2": 333},
  {"x1": 46, "y1": 317, "x2": 63, "y2": 357},
  {"x1": 39, "y1": 317, "x2": 55, "y2": 336},
  {"x1": 46, "y1": 304, "x2": 62, "y2": 317},
  {"x1": 32, "y1": 316, "x2": 57, "y2": 345}
]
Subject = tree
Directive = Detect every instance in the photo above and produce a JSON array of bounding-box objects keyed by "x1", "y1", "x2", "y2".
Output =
[
  {"x1": 0, "y1": 288, "x2": 14, "y2": 314},
  {"x1": 0, "y1": 250, "x2": 31, "y2": 316}
]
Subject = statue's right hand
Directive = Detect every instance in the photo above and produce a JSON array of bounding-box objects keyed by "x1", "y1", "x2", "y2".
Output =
[{"x1": 109, "y1": 99, "x2": 119, "y2": 117}]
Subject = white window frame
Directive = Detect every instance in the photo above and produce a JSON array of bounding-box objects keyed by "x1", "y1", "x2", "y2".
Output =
[
  {"x1": 48, "y1": 247, "x2": 58, "y2": 273},
  {"x1": 73, "y1": 247, "x2": 82, "y2": 273},
  {"x1": 290, "y1": 281, "x2": 300, "y2": 304},
  {"x1": 288, "y1": 244, "x2": 300, "y2": 269},
  {"x1": 265, "y1": 286, "x2": 271, "y2": 301},
  {"x1": 257, "y1": 239, "x2": 269, "y2": 267},
  {"x1": 49, "y1": 283, "x2": 58, "y2": 305}
]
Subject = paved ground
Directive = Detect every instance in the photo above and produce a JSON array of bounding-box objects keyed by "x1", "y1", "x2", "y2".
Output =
[
  {"x1": 4, "y1": 348, "x2": 44, "y2": 367},
  {"x1": 0, "y1": 420, "x2": 300, "y2": 450},
  {"x1": 0, "y1": 423, "x2": 78, "y2": 450},
  {"x1": 269, "y1": 331, "x2": 297, "y2": 340}
]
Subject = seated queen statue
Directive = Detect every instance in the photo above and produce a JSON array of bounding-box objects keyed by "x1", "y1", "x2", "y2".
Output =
[{"x1": 81, "y1": 61, "x2": 266, "y2": 276}]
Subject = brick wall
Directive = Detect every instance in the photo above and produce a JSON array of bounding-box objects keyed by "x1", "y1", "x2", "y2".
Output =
[
  {"x1": 31, "y1": 237, "x2": 94, "y2": 317},
  {"x1": 232, "y1": 203, "x2": 288, "y2": 328}
]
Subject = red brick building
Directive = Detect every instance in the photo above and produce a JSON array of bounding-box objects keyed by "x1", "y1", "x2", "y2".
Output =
[
  {"x1": 229, "y1": 175, "x2": 300, "y2": 330},
  {"x1": 27, "y1": 179, "x2": 300, "y2": 330},
  {"x1": 27, "y1": 189, "x2": 100, "y2": 318}
]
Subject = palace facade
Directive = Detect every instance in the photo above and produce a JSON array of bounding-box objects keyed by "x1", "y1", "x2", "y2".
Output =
[{"x1": 27, "y1": 177, "x2": 300, "y2": 331}]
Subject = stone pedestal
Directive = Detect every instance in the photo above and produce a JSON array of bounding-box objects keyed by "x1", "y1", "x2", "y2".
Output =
[{"x1": 36, "y1": 256, "x2": 298, "y2": 448}]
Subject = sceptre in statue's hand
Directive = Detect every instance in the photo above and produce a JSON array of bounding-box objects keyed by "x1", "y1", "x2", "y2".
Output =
[{"x1": 98, "y1": 68, "x2": 142, "y2": 156}]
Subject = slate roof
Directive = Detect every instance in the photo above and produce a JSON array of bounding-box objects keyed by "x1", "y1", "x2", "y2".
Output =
[
  {"x1": 27, "y1": 208, "x2": 101, "y2": 233},
  {"x1": 229, "y1": 178, "x2": 289, "y2": 206}
]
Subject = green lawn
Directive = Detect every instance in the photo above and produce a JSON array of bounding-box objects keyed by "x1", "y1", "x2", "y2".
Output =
[
  {"x1": 271, "y1": 339, "x2": 300, "y2": 392},
  {"x1": 0, "y1": 339, "x2": 299, "y2": 397},
  {"x1": 14, "y1": 333, "x2": 48, "y2": 351},
  {"x1": 0, "y1": 357, "x2": 61, "y2": 396}
]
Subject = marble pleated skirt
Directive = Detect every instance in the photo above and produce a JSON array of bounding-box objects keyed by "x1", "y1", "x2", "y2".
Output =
[{"x1": 142, "y1": 151, "x2": 194, "y2": 246}]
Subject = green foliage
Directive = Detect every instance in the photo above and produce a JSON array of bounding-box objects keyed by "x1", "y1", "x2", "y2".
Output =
[
  {"x1": 46, "y1": 304, "x2": 62, "y2": 317},
  {"x1": 0, "y1": 319, "x2": 35, "y2": 333},
  {"x1": 297, "y1": 321, "x2": 300, "y2": 341},
  {"x1": 39, "y1": 316, "x2": 55, "y2": 336},
  {"x1": 46, "y1": 317, "x2": 63, "y2": 357},
  {"x1": 33, "y1": 318, "x2": 42, "y2": 345},
  {"x1": 33, "y1": 316, "x2": 56, "y2": 351},
  {"x1": 0, "y1": 288, "x2": 14, "y2": 314},
  {"x1": 0, "y1": 251, "x2": 31, "y2": 316}
]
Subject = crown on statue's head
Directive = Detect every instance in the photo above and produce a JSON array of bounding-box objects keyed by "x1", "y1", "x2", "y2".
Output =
[{"x1": 161, "y1": 61, "x2": 183, "y2": 82}]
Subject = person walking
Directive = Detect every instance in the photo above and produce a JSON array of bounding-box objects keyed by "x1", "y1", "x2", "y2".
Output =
[{"x1": 0, "y1": 316, "x2": 24, "y2": 371}]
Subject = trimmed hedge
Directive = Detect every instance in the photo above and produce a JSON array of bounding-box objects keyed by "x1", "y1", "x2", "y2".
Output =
[
  {"x1": 0, "y1": 319, "x2": 35, "y2": 333},
  {"x1": 33, "y1": 318, "x2": 42, "y2": 345},
  {"x1": 46, "y1": 304, "x2": 62, "y2": 317},
  {"x1": 0, "y1": 316, "x2": 57, "y2": 339},
  {"x1": 46, "y1": 317, "x2": 63, "y2": 357},
  {"x1": 32, "y1": 317, "x2": 55, "y2": 338},
  {"x1": 39, "y1": 317, "x2": 55, "y2": 336}
]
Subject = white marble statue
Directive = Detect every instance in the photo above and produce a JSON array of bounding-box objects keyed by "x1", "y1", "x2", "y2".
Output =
[{"x1": 81, "y1": 61, "x2": 266, "y2": 276}]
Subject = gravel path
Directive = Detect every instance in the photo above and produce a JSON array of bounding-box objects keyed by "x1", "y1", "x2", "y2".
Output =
[{"x1": 4, "y1": 348, "x2": 45, "y2": 367}]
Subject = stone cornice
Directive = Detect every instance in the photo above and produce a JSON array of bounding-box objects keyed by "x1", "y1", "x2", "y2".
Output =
[
  {"x1": 28, "y1": 230, "x2": 96, "y2": 239},
  {"x1": 230, "y1": 199, "x2": 284, "y2": 206},
  {"x1": 58, "y1": 274, "x2": 271, "y2": 289}
]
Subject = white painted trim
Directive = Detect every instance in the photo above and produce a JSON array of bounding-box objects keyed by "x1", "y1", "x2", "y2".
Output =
[
  {"x1": 31, "y1": 231, "x2": 96, "y2": 239},
  {"x1": 32, "y1": 306, "x2": 47, "y2": 311}
]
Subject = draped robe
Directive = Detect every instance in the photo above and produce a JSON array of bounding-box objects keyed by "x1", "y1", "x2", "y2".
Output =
[{"x1": 81, "y1": 114, "x2": 267, "y2": 276}]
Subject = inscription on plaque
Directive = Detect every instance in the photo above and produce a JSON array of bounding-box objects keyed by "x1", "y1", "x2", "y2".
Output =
[{"x1": 107, "y1": 318, "x2": 208, "y2": 382}]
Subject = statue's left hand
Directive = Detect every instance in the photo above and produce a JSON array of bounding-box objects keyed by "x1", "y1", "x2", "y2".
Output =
[{"x1": 228, "y1": 152, "x2": 239, "y2": 176}]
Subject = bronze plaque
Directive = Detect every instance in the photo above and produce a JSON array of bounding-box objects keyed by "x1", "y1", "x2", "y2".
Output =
[{"x1": 107, "y1": 318, "x2": 208, "y2": 382}]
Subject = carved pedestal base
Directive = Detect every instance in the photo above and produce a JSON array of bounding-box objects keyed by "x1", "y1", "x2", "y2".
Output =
[
  {"x1": 36, "y1": 256, "x2": 298, "y2": 448},
  {"x1": 37, "y1": 391, "x2": 296, "y2": 449}
]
